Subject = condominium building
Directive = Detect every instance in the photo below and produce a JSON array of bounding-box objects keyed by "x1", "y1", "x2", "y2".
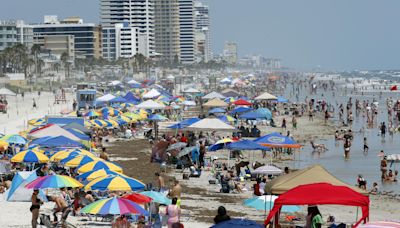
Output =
[
  {"x1": 32, "y1": 16, "x2": 101, "y2": 59},
  {"x1": 194, "y1": 1, "x2": 211, "y2": 63},
  {"x1": 154, "y1": 0, "x2": 180, "y2": 63},
  {"x1": 43, "y1": 35, "x2": 75, "y2": 60},
  {"x1": 179, "y1": 0, "x2": 195, "y2": 64},
  {"x1": 223, "y1": 41, "x2": 238, "y2": 64},
  {"x1": 0, "y1": 20, "x2": 33, "y2": 51},
  {"x1": 102, "y1": 23, "x2": 139, "y2": 60},
  {"x1": 100, "y1": 0, "x2": 154, "y2": 57}
]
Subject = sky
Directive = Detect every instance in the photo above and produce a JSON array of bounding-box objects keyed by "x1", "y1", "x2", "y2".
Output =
[{"x1": 1, "y1": 0, "x2": 400, "y2": 70}]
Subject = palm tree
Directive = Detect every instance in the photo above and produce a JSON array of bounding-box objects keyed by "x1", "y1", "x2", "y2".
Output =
[
  {"x1": 53, "y1": 62, "x2": 60, "y2": 73},
  {"x1": 60, "y1": 52, "x2": 70, "y2": 79},
  {"x1": 132, "y1": 53, "x2": 146, "y2": 72},
  {"x1": 31, "y1": 44, "x2": 41, "y2": 77}
]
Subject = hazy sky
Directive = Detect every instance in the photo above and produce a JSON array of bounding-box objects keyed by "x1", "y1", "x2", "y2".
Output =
[{"x1": 1, "y1": 0, "x2": 400, "y2": 70}]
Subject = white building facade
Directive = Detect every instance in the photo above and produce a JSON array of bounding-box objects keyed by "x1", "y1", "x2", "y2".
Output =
[
  {"x1": 100, "y1": 0, "x2": 154, "y2": 58},
  {"x1": 102, "y1": 23, "x2": 139, "y2": 60},
  {"x1": 0, "y1": 20, "x2": 33, "y2": 51},
  {"x1": 194, "y1": 1, "x2": 211, "y2": 63},
  {"x1": 179, "y1": 0, "x2": 195, "y2": 64}
]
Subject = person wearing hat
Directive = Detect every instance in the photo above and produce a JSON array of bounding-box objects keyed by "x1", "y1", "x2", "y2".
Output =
[{"x1": 305, "y1": 205, "x2": 322, "y2": 228}]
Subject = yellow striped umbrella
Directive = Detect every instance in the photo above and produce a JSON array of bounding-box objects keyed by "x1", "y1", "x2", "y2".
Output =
[
  {"x1": 50, "y1": 149, "x2": 96, "y2": 162},
  {"x1": 85, "y1": 174, "x2": 145, "y2": 191},
  {"x1": 62, "y1": 155, "x2": 103, "y2": 168},
  {"x1": 0, "y1": 140, "x2": 8, "y2": 150},
  {"x1": 11, "y1": 149, "x2": 49, "y2": 163},
  {"x1": 77, "y1": 160, "x2": 123, "y2": 174}
]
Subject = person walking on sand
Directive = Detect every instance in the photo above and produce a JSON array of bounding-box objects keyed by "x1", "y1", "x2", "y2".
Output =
[
  {"x1": 363, "y1": 137, "x2": 369, "y2": 154},
  {"x1": 292, "y1": 116, "x2": 297, "y2": 129},
  {"x1": 31, "y1": 189, "x2": 42, "y2": 228},
  {"x1": 166, "y1": 198, "x2": 181, "y2": 228},
  {"x1": 33, "y1": 98, "x2": 37, "y2": 109},
  {"x1": 281, "y1": 118, "x2": 286, "y2": 129}
]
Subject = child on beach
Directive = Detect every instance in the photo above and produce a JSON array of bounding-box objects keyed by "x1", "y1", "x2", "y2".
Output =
[{"x1": 363, "y1": 137, "x2": 368, "y2": 153}]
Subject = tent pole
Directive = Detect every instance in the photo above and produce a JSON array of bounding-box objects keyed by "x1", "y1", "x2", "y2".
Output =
[{"x1": 355, "y1": 207, "x2": 359, "y2": 224}]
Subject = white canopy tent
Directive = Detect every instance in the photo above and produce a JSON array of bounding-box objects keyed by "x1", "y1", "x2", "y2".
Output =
[
  {"x1": 254, "y1": 92, "x2": 277, "y2": 100},
  {"x1": 143, "y1": 89, "x2": 161, "y2": 99},
  {"x1": 203, "y1": 91, "x2": 226, "y2": 100},
  {"x1": 182, "y1": 100, "x2": 196, "y2": 106},
  {"x1": 136, "y1": 100, "x2": 165, "y2": 109},
  {"x1": 29, "y1": 124, "x2": 81, "y2": 141},
  {"x1": 186, "y1": 118, "x2": 235, "y2": 131},
  {"x1": 183, "y1": 88, "x2": 201, "y2": 93},
  {"x1": 127, "y1": 79, "x2": 140, "y2": 84},
  {"x1": 97, "y1": 94, "x2": 116, "y2": 102},
  {"x1": 108, "y1": 80, "x2": 122, "y2": 86}
]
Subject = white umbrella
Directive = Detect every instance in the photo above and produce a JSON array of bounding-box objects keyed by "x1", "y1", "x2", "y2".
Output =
[
  {"x1": 254, "y1": 92, "x2": 277, "y2": 100},
  {"x1": 186, "y1": 118, "x2": 236, "y2": 131},
  {"x1": 253, "y1": 165, "x2": 282, "y2": 175},
  {"x1": 136, "y1": 100, "x2": 165, "y2": 110},
  {"x1": 143, "y1": 89, "x2": 161, "y2": 99},
  {"x1": 203, "y1": 91, "x2": 225, "y2": 100}
]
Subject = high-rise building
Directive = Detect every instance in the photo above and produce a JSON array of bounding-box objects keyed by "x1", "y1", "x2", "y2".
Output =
[
  {"x1": 0, "y1": 20, "x2": 33, "y2": 51},
  {"x1": 179, "y1": 0, "x2": 195, "y2": 64},
  {"x1": 102, "y1": 23, "x2": 139, "y2": 61},
  {"x1": 100, "y1": 0, "x2": 154, "y2": 58},
  {"x1": 32, "y1": 16, "x2": 101, "y2": 59},
  {"x1": 194, "y1": 1, "x2": 211, "y2": 63},
  {"x1": 223, "y1": 41, "x2": 238, "y2": 64},
  {"x1": 154, "y1": 0, "x2": 180, "y2": 63}
]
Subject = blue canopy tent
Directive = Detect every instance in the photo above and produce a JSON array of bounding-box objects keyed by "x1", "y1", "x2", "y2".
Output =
[
  {"x1": 30, "y1": 136, "x2": 52, "y2": 145},
  {"x1": 240, "y1": 108, "x2": 272, "y2": 120},
  {"x1": 276, "y1": 96, "x2": 288, "y2": 103},
  {"x1": 230, "y1": 106, "x2": 253, "y2": 115},
  {"x1": 124, "y1": 92, "x2": 141, "y2": 104},
  {"x1": 35, "y1": 136, "x2": 85, "y2": 148},
  {"x1": 65, "y1": 128, "x2": 90, "y2": 141},
  {"x1": 208, "y1": 107, "x2": 226, "y2": 114},
  {"x1": 109, "y1": 96, "x2": 127, "y2": 103},
  {"x1": 167, "y1": 118, "x2": 200, "y2": 129},
  {"x1": 211, "y1": 218, "x2": 263, "y2": 228},
  {"x1": 6, "y1": 171, "x2": 47, "y2": 202},
  {"x1": 226, "y1": 140, "x2": 270, "y2": 151},
  {"x1": 254, "y1": 132, "x2": 301, "y2": 149}
]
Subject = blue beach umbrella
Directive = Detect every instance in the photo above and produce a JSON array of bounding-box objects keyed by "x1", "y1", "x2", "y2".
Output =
[
  {"x1": 209, "y1": 107, "x2": 226, "y2": 114},
  {"x1": 254, "y1": 132, "x2": 301, "y2": 149},
  {"x1": 211, "y1": 218, "x2": 264, "y2": 228},
  {"x1": 243, "y1": 195, "x2": 300, "y2": 213},
  {"x1": 226, "y1": 140, "x2": 270, "y2": 151},
  {"x1": 1, "y1": 134, "x2": 28, "y2": 144},
  {"x1": 140, "y1": 191, "x2": 172, "y2": 205},
  {"x1": 147, "y1": 114, "x2": 168, "y2": 121},
  {"x1": 167, "y1": 118, "x2": 200, "y2": 129},
  {"x1": 277, "y1": 96, "x2": 289, "y2": 103}
]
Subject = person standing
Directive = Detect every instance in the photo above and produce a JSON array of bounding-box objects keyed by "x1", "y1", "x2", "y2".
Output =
[
  {"x1": 169, "y1": 180, "x2": 182, "y2": 206},
  {"x1": 33, "y1": 98, "x2": 37, "y2": 109},
  {"x1": 305, "y1": 206, "x2": 323, "y2": 228},
  {"x1": 199, "y1": 141, "x2": 206, "y2": 168},
  {"x1": 344, "y1": 138, "x2": 351, "y2": 159},
  {"x1": 281, "y1": 118, "x2": 286, "y2": 129},
  {"x1": 292, "y1": 116, "x2": 297, "y2": 129},
  {"x1": 363, "y1": 137, "x2": 369, "y2": 154},
  {"x1": 30, "y1": 189, "x2": 42, "y2": 228},
  {"x1": 166, "y1": 198, "x2": 181, "y2": 228}
]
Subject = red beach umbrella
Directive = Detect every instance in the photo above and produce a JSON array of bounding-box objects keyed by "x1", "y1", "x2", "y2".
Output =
[
  {"x1": 233, "y1": 99, "x2": 252, "y2": 106},
  {"x1": 123, "y1": 193, "x2": 152, "y2": 204}
]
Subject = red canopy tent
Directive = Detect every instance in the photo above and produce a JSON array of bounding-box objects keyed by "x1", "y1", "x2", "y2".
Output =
[
  {"x1": 232, "y1": 99, "x2": 252, "y2": 106},
  {"x1": 264, "y1": 183, "x2": 370, "y2": 227}
]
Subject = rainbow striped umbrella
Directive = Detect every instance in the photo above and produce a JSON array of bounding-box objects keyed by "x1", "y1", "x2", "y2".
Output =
[
  {"x1": 81, "y1": 197, "x2": 148, "y2": 215},
  {"x1": 77, "y1": 160, "x2": 123, "y2": 174},
  {"x1": 84, "y1": 110, "x2": 100, "y2": 117},
  {"x1": 1, "y1": 134, "x2": 28, "y2": 144},
  {"x1": 85, "y1": 174, "x2": 145, "y2": 191},
  {"x1": 61, "y1": 155, "x2": 102, "y2": 168},
  {"x1": 26, "y1": 174, "x2": 83, "y2": 189},
  {"x1": 11, "y1": 149, "x2": 49, "y2": 163},
  {"x1": 50, "y1": 149, "x2": 95, "y2": 162},
  {"x1": 76, "y1": 169, "x2": 121, "y2": 182}
]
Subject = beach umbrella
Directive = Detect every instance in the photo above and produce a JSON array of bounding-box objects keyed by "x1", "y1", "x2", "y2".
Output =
[
  {"x1": 208, "y1": 138, "x2": 233, "y2": 151},
  {"x1": 89, "y1": 119, "x2": 108, "y2": 128},
  {"x1": 244, "y1": 195, "x2": 300, "y2": 213},
  {"x1": 254, "y1": 132, "x2": 301, "y2": 149},
  {"x1": 140, "y1": 191, "x2": 172, "y2": 205},
  {"x1": 104, "y1": 119, "x2": 119, "y2": 127},
  {"x1": 0, "y1": 140, "x2": 8, "y2": 150},
  {"x1": 11, "y1": 149, "x2": 49, "y2": 163},
  {"x1": 28, "y1": 118, "x2": 46, "y2": 126},
  {"x1": 226, "y1": 140, "x2": 270, "y2": 151},
  {"x1": 80, "y1": 197, "x2": 148, "y2": 215},
  {"x1": 232, "y1": 99, "x2": 252, "y2": 106},
  {"x1": 123, "y1": 193, "x2": 152, "y2": 204},
  {"x1": 177, "y1": 146, "x2": 198, "y2": 158},
  {"x1": 253, "y1": 165, "x2": 282, "y2": 175},
  {"x1": 61, "y1": 155, "x2": 102, "y2": 168},
  {"x1": 123, "y1": 112, "x2": 142, "y2": 122},
  {"x1": 166, "y1": 142, "x2": 187, "y2": 151},
  {"x1": 50, "y1": 149, "x2": 95, "y2": 162},
  {"x1": 224, "y1": 97, "x2": 235, "y2": 103},
  {"x1": 1, "y1": 134, "x2": 28, "y2": 144},
  {"x1": 211, "y1": 218, "x2": 264, "y2": 228},
  {"x1": 84, "y1": 110, "x2": 100, "y2": 117},
  {"x1": 100, "y1": 107, "x2": 121, "y2": 117},
  {"x1": 77, "y1": 160, "x2": 123, "y2": 173},
  {"x1": 208, "y1": 107, "x2": 226, "y2": 114},
  {"x1": 167, "y1": 118, "x2": 201, "y2": 129},
  {"x1": 76, "y1": 169, "x2": 121, "y2": 182},
  {"x1": 276, "y1": 96, "x2": 289, "y2": 103},
  {"x1": 85, "y1": 174, "x2": 145, "y2": 191},
  {"x1": 218, "y1": 115, "x2": 236, "y2": 123},
  {"x1": 230, "y1": 107, "x2": 253, "y2": 115},
  {"x1": 147, "y1": 114, "x2": 168, "y2": 121},
  {"x1": 109, "y1": 96, "x2": 128, "y2": 103},
  {"x1": 26, "y1": 174, "x2": 83, "y2": 189},
  {"x1": 120, "y1": 103, "x2": 134, "y2": 109}
]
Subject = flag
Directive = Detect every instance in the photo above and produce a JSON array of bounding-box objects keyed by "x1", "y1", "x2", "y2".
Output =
[{"x1": 390, "y1": 85, "x2": 397, "y2": 91}]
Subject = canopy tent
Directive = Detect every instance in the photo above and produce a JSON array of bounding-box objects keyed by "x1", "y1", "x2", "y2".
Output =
[
  {"x1": 183, "y1": 88, "x2": 201, "y2": 93},
  {"x1": 108, "y1": 80, "x2": 122, "y2": 86},
  {"x1": 127, "y1": 79, "x2": 140, "y2": 84},
  {"x1": 254, "y1": 92, "x2": 277, "y2": 100},
  {"x1": 221, "y1": 88, "x2": 241, "y2": 98},
  {"x1": 109, "y1": 96, "x2": 128, "y2": 103},
  {"x1": 203, "y1": 91, "x2": 226, "y2": 100},
  {"x1": 167, "y1": 118, "x2": 201, "y2": 129},
  {"x1": 212, "y1": 218, "x2": 264, "y2": 228},
  {"x1": 136, "y1": 100, "x2": 165, "y2": 110},
  {"x1": 359, "y1": 221, "x2": 400, "y2": 228},
  {"x1": 29, "y1": 124, "x2": 81, "y2": 141},
  {"x1": 254, "y1": 132, "x2": 300, "y2": 148},
  {"x1": 97, "y1": 94, "x2": 116, "y2": 102},
  {"x1": 208, "y1": 107, "x2": 226, "y2": 114},
  {"x1": 232, "y1": 99, "x2": 252, "y2": 106},
  {"x1": 0, "y1": 87, "x2": 16, "y2": 96},
  {"x1": 65, "y1": 128, "x2": 91, "y2": 140},
  {"x1": 124, "y1": 92, "x2": 141, "y2": 104},
  {"x1": 32, "y1": 136, "x2": 84, "y2": 148},
  {"x1": 239, "y1": 108, "x2": 272, "y2": 120},
  {"x1": 265, "y1": 164, "x2": 368, "y2": 195},
  {"x1": 186, "y1": 118, "x2": 236, "y2": 131},
  {"x1": 6, "y1": 171, "x2": 46, "y2": 202},
  {"x1": 276, "y1": 96, "x2": 289, "y2": 103},
  {"x1": 62, "y1": 122, "x2": 91, "y2": 134},
  {"x1": 220, "y1": 77, "x2": 232, "y2": 84},
  {"x1": 226, "y1": 140, "x2": 270, "y2": 151},
  {"x1": 264, "y1": 183, "x2": 370, "y2": 227},
  {"x1": 142, "y1": 89, "x2": 161, "y2": 99},
  {"x1": 253, "y1": 165, "x2": 282, "y2": 175},
  {"x1": 182, "y1": 100, "x2": 196, "y2": 106},
  {"x1": 230, "y1": 106, "x2": 253, "y2": 114},
  {"x1": 203, "y1": 98, "x2": 229, "y2": 108}
]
